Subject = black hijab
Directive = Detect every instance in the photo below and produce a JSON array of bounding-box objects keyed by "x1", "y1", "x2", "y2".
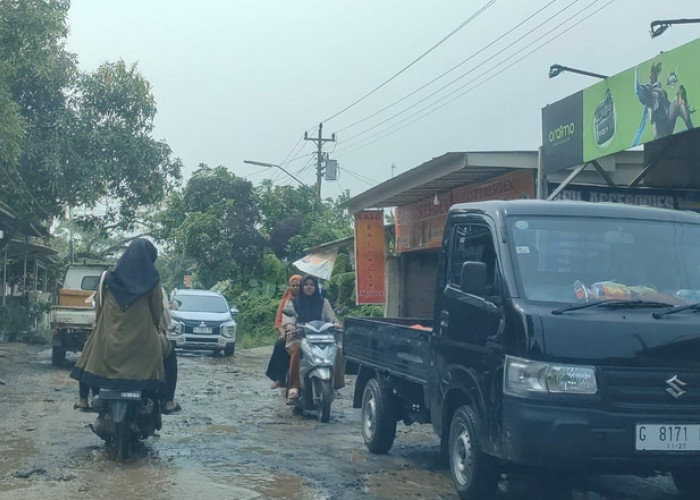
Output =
[
  {"x1": 292, "y1": 275, "x2": 324, "y2": 323},
  {"x1": 104, "y1": 238, "x2": 160, "y2": 309}
]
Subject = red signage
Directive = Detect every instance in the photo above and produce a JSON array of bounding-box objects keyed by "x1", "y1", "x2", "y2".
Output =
[
  {"x1": 354, "y1": 210, "x2": 386, "y2": 305},
  {"x1": 395, "y1": 170, "x2": 535, "y2": 253}
]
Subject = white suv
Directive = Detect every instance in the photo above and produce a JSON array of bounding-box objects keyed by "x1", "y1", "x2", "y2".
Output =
[{"x1": 168, "y1": 289, "x2": 237, "y2": 356}]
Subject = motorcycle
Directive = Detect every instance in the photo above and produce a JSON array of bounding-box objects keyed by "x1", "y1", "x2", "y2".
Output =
[
  {"x1": 89, "y1": 389, "x2": 162, "y2": 461},
  {"x1": 287, "y1": 320, "x2": 339, "y2": 423}
]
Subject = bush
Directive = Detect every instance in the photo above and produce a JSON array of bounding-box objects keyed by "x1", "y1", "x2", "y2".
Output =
[
  {"x1": 0, "y1": 300, "x2": 51, "y2": 334},
  {"x1": 233, "y1": 293, "x2": 279, "y2": 348}
]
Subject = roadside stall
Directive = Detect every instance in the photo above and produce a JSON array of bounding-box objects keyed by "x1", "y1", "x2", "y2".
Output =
[{"x1": 344, "y1": 151, "x2": 538, "y2": 317}]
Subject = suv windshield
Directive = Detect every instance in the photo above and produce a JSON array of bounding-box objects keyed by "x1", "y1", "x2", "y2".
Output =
[
  {"x1": 174, "y1": 294, "x2": 229, "y2": 313},
  {"x1": 507, "y1": 216, "x2": 700, "y2": 306}
]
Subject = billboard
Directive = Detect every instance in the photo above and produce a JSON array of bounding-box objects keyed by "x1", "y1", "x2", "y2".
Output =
[
  {"x1": 542, "y1": 37, "x2": 700, "y2": 173},
  {"x1": 354, "y1": 211, "x2": 386, "y2": 304}
]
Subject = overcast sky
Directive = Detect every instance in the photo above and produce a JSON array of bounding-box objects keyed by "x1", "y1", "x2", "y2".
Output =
[{"x1": 65, "y1": 0, "x2": 699, "y2": 201}]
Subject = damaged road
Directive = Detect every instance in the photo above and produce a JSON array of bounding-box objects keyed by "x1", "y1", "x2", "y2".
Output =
[{"x1": 0, "y1": 342, "x2": 682, "y2": 499}]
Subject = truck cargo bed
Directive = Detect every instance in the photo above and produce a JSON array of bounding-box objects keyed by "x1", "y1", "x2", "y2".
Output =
[{"x1": 343, "y1": 317, "x2": 432, "y2": 384}]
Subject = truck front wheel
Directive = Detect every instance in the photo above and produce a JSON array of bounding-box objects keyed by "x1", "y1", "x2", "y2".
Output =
[
  {"x1": 448, "y1": 405, "x2": 499, "y2": 500},
  {"x1": 672, "y1": 468, "x2": 700, "y2": 498},
  {"x1": 51, "y1": 346, "x2": 66, "y2": 366},
  {"x1": 361, "y1": 378, "x2": 397, "y2": 454}
]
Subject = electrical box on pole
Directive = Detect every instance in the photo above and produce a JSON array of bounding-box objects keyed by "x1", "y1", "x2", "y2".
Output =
[{"x1": 325, "y1": 160, "x2": 338, "y2": 181}]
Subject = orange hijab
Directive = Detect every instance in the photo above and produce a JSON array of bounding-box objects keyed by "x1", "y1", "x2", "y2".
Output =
[{"x1": 275, "y1": 274, "x2": 302, "y2": 329}]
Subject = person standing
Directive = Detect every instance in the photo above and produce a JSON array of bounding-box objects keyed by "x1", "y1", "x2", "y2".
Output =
[{"x1": 266, "y1": 274, "x2": 302, "y2": 389}]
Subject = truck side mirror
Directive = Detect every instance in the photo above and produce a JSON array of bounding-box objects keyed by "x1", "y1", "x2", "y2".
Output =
[
  {"x1": 230, "y1": 307, "x2": 239, "y2": 317},
  {"x1": 460, "y1": 261, "x2": 488, "y2": 296}
]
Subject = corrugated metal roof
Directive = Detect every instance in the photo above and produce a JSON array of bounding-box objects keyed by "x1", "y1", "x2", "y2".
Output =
[{"x1": 343, "y1": 151, "x2": 538, "y2": 213}]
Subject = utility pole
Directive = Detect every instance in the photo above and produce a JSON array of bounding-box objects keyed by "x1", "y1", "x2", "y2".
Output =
[{"x1": 304, "y1": 123, "x2": 335, "y2": 200}]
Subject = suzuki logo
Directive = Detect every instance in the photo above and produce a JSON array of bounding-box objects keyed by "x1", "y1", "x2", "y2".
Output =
[{"x1": 665, "y1": 375, "x2": 687, "y2": 399}]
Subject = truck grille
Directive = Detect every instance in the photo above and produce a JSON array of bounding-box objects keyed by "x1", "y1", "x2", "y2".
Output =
[{"x1": 600, "y1": 367, "x2": 700, "y2": 410}]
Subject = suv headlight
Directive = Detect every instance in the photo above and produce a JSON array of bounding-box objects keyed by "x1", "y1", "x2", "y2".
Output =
[
  {"x1": 504, "y1": 355, "x2": 597, "y2": 397},
  {"x1": 221, "y1": 322, "x2": 236, "y2": 339}
]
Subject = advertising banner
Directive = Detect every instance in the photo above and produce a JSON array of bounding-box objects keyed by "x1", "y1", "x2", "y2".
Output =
[
  {"x1": 395, "y1": 169, "x2": 535, "y2": 252},
  {"x1": 542, "y1": 37, "x2": 700, "y2": 173},
  {"x1": 354, "y1": 210, "x2": 386, "y2": 304},
  {"x1": 549, "y1": 183, "x2": 700, "y2": 212}
]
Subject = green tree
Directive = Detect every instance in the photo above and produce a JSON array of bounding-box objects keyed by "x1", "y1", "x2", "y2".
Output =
[
  {"x1": 159, "y1": 165, "x2": 265, "y2": 289},
  {"x1": 0, "y1": 1, "x2": 181, "y2": 239}
]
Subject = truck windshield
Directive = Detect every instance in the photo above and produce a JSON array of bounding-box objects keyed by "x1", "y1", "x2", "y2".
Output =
[{"x1": 507, "y1": 216, "x2": 700, "y2": 306}]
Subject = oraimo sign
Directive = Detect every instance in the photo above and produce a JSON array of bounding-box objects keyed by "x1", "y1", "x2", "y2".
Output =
[{"x1": 541, "y1": 36, "x2": 700, "y2": 174}]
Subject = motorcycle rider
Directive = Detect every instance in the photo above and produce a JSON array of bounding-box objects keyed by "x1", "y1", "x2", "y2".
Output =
[
  {"x1": 282, "y1": 274, "x2": 345, "y2": 401},
  {"x1": 70, "y1": 238, "x2": 180, "y2": 414},
  {"x1": 266, "y1": 274, "x2": 302, "y2": 389}
]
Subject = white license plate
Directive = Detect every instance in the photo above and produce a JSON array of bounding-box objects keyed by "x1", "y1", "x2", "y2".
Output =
[
  {"x1": 635, "y1": 424, "x2": 700, "y2": 451},
  {"x1": 193, "y1": 327, "x2": 212, "y2": 334}
]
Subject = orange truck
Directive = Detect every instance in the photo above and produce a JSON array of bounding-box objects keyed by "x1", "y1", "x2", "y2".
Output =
[{"x1": 50, "y1": 263, "x2": 108, "y2": 366}]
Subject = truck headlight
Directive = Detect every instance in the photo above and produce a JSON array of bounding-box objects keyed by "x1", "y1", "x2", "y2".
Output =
[
  {"x1": 504, "y1": 355, "x2": 597, "y2": 397},
  {"x1": 222, "y1": 323, "x2": 236, "y2": 339}
]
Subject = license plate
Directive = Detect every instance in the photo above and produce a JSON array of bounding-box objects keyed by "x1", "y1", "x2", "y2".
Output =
[
  {"x1": 635, "y1": 424, "x2": 700, "y2": 451},
  {"x1": 193, "y1": 327, "x2": 212, "y2": 334}
]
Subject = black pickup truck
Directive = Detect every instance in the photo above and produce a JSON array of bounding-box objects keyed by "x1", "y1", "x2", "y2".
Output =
[{"x1": 344, "y1": 200, "x2": 700, "y2": 499}]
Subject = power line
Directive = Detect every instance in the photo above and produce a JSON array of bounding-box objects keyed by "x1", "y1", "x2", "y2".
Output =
[
  {"x1": 320, "y1": 0, "x2": 499, "y2": 124},
  {"x1": 342, "y1": 168, "x2": 380, "y2": 187},
  {"x1": 338, "y1": 0, "x2": 588, "y2": 147},
  {"x1": 337, "y1": 0, "x2": 616, "y2": 158},
  {"x1": 334, "y1": 0, "x2": 559, "y2": 134}
]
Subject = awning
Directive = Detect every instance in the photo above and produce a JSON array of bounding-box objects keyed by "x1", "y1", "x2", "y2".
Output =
[{"x1": 342, "y1": 151, "x2": 538, "y2": 214}]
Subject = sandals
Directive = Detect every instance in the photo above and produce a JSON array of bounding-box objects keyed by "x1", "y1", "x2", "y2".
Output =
[
  {"x1": 271, "y1": 381, "x2": 280, "y2": 389},
  {"x1": 162, "y1": 402, "x2": 182, "y2": 415},
  {"x1": 287, "y1": 388, "x2": 299, "y2": 400},
  {"x1": 73, "y1": 402, "x2": 91, "y2": 413}
]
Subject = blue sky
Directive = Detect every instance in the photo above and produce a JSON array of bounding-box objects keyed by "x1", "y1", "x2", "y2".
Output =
[{"x1": 66, "y1": 0, "x2": 700, "y2": 200}]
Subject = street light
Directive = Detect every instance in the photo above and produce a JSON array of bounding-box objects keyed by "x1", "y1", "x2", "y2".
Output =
[
  {"x1": 650, "y1": 18, "x2": 700, "y2": 38},
  {"x1": 243, "y1": 160, "x2": 310, "y2": 189},
  {"x1": 549, "y1": 64, "x2": 608, "y2": 80}
]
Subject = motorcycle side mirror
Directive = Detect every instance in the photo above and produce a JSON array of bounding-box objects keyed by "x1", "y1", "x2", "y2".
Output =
[{"x1": 282, "y1": 304, "x2": 296, "y2": 317}]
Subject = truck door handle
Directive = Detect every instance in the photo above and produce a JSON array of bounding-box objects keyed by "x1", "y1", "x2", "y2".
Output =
[{"x1": 438, "y1": 311, "x2": 449, "y2": 333}]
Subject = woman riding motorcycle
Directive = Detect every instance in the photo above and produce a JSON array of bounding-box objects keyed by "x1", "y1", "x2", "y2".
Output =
[
  {"x1": 70, "y1": 238, "x2": 180, "y2": 414},
  {"x1": 281, "y1": 274, "x2": 345, "y2": 401}
]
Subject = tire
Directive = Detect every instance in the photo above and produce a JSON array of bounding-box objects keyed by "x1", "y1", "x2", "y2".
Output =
[
  {"x1": 51, "y1": 346, "x2": 66, "y2": 366},
  {"x1": 673, "y1": 468, "x2": 700, "y2": 498},
  {"x1": 361, "y1": 378, "x2": 397, "y2": 454},
  {"x1": 448, "y1": 405, "x2": 499, "y2": 500},
  {"x1": 315, "y1": 379, "x2": 332, "y2": 423},
  {"x1": 223, "y1": 344, "x2": 235, "y2": 357},
  {"x1": 115, "y1": 422, "x2": 132, "y2": 463}
]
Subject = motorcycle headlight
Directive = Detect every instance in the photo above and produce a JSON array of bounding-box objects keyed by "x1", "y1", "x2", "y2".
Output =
[
  {"x1": 222, "y1": 322, "x2": 236, "y2": 339},
  {"x1": 504, "y1": 355, "x2": 597, "y2": 397}
]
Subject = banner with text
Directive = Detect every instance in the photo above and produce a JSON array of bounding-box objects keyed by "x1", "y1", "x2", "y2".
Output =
[
  {"x1": 354, "y1": 210, "x2": 386, "y2": 305},
  {"x1": 548, "y1": 183, "x2": 700, "y2": 212},
  {"x1": 395, "y1": 169, "x2": 535, "y2": 252}
]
